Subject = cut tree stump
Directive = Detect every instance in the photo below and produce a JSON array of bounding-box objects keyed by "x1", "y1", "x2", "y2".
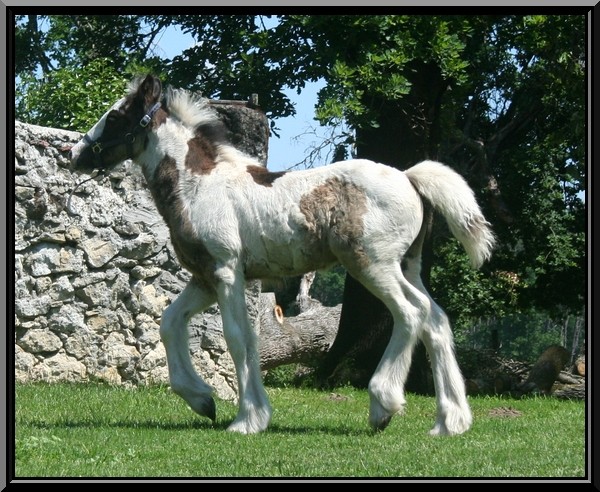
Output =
[
  {"x1": 574, "y1": 355, "x2": 586, "y2": 377},
  {"x1": 517, "y1": 345, "x2": 570, "y2": 395}
]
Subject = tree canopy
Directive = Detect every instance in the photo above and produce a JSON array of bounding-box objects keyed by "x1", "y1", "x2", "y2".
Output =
[{"x1": 14, "y1": 13, "x2": 587, "y2": 324}]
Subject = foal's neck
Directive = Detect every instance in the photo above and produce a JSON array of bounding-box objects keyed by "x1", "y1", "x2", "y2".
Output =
[{"x1": 137, "y1": 119, "x2": 194, "y2": 180}]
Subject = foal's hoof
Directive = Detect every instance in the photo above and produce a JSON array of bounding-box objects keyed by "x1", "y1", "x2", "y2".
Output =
[
  {"x1": 186, "y1": 394, "x2": 216, "y2": 421},
  {"x1": 205, "y1": 397, "x2": 216, "y2": 422},
  {"x1": 370, "y1": 414, "x2": 392, "y2": 432}
]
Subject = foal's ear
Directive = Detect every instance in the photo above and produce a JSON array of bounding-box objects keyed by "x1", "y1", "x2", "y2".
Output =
[{"x1": 140, "y1": 74, "x2": 162, "y2": 104}]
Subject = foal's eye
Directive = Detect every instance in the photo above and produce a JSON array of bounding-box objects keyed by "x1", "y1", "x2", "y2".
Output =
[{"x1": 106, "y1": 111, "x2": 120, "y2": 123}]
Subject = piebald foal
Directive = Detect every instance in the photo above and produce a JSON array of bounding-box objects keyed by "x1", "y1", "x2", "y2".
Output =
[{"x1": 70, "y1": 74, "x2": 495, "y2": 435}]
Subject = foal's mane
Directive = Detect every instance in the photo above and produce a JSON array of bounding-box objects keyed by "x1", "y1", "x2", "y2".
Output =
[
  {"x1": 127, "y1": 76, "x2": 261, "y2": 168},
  {"x1": 165, "y1": 87, "x2": 222, "y2": 132},
  {"x1": 128, "y1": 77, "x2": 222, "y2": 133}
]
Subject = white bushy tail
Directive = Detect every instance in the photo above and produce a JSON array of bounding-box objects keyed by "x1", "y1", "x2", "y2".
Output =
[{"x1": 405, "y1": 160, "x2": 496, "y2": 268}]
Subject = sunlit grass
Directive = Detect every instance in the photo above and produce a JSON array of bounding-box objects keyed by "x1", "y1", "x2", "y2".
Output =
[{"x1": 14, "y1": 382, "x2": 586, "y2": 479}]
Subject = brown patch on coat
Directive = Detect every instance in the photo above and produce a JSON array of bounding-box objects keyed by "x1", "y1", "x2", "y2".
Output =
[
  {"x1": 185, "y1": 135, "x2": 218, "y2": 175},
  {"x1": 299, "y1": 177, "x2": 369, "y2": 269},
  {"x1": 147, "y1": 155, "x2": 217, "y2": 287},
  {"x1": 152, "y1": 107, "x2": 168, "y2": 127},
  {"x1": 146, "y1": 155, "x2": 180, "y2": 224},
  {"x1": 247, "y1": 165, "x2": 287, "y2": 187}
]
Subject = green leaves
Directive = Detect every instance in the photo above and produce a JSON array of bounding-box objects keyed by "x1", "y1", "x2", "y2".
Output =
[
  {"x1": 16, "y1": 57, "x2": 153, "y2": 132},
  {"x1": 298, "y1": 15, "x2": 475, "y2": 130}
]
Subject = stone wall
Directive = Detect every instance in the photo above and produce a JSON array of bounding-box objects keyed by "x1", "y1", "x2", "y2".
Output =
[{"x1": 14, "y1": 102, "x2": 270, "y2": 401}]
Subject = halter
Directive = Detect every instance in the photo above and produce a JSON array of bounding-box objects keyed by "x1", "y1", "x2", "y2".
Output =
[
  {"x1": 84, "y1": 101, "x2": 162, "y2": 165},
  {"x1": 67, "y1": 101, "x2": 162, "y2": 216}
]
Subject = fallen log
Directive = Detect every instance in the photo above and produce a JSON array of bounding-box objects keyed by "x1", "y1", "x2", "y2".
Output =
[
  {"x1": 258, "y1": 292, "x2": 341, "y2": 370},
  {"x1": 557, "y1": 370, "x2": 584, "y2": 385},
  {"x1": 553, "y1": 383, "x2": 586, "y2": 400}
]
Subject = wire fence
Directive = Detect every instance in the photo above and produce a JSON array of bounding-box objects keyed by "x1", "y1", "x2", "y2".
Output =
[{"x1": 456, "y1": 312, "x2": 586, "y2": 365}]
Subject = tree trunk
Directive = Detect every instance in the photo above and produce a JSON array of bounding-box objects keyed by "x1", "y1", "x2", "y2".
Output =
[{"x1": 312, "y1": 274, "x2": 393, "y2": 388}]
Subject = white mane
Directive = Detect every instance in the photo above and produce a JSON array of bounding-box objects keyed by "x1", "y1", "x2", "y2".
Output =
[
  {"x1": 163, "y1": 85, "x2": 266, "y2": 168},
  {"x1": 165, "y1": 87, "x2": 220, "y2": 129},
  {"x1": 126, "y1": 77, "x2": 219, "y2": 130}
]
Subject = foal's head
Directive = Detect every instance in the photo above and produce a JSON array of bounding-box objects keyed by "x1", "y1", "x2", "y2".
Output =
[{"x1": 69, "y1": 74, "x2": 164, "y2": 172}]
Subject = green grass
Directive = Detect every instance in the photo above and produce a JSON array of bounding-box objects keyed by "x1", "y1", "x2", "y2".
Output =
[{"x1": 14, "y1": 382, "x2": 586, "y2": 478}]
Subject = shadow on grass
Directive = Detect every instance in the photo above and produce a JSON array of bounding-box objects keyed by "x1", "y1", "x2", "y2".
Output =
[
  {"x1": 26, "y1": 417, "x2": 375, "y2": 436},
  {"x1": 27, "y1": 418, "x2": 217, "y2": 431}
]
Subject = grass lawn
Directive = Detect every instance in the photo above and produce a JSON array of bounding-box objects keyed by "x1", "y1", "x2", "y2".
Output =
[{"x1": 13, "y1": 382, "x2": 587, "y2": 479}]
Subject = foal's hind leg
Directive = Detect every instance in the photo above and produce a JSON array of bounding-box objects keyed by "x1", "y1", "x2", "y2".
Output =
[
  {"x1": 420, "y1": 304, "x2": 472, "y2": 436},
  {"x1": 160, "y1": 279, "x2": 218, "y2": 421},
  {"x1": 351, "y1": 263, "x2": 427, "y2": 432},
  {"x1": 214, "y1": 264, "x2": 272, "y2": 434},
  {"x1": 403, "y1": 255, "x2": 472, "y2": 436}
]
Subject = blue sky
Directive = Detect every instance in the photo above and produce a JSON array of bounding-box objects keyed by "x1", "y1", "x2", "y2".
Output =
[{"x1": 154, "y1": 24, "x2": 332, "y2": 172}]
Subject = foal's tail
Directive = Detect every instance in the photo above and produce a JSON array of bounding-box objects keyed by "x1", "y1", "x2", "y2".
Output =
[{"x1": 405, "y1": 160, "x2": 496, "y2": 268}]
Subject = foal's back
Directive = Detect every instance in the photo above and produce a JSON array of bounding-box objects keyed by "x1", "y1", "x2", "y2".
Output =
[{"x1": 224, "y1": 159, "x2": 422, "y2": 280}]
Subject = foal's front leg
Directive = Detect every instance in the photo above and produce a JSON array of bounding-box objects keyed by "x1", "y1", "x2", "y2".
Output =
[
  {"x1": 215, "y1": 265, "x2": 272, "y2": 434},
  {"x1": 160, "y1": 279, "x2": 218, "y2": 421}
]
